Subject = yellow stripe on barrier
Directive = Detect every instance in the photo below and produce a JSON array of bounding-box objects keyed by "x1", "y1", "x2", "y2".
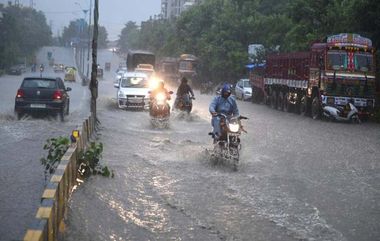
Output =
[
  {"x1": 24, "y1": 230, "x2": 42, "y2": 241},
  {"x1": 42, "y1": 189, "x2": 56, "y2": 199},
  {"x1": 36, "y1": 207, "x2": 52, "y2": 219},
  {"x1": 50, "y1": 174, "x2": 63, "y2": 183}
]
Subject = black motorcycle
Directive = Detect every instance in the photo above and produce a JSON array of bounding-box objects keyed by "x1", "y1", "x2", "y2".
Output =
[
  {"x1": 210, "y1": 113, "x2": 248, "y2": 171},
  {"x1": 149, "y1": 91, "x2": 173, "y2": 128},
  {"x1": 174, "y1": 94, "x2": 195, "y2": 114}
]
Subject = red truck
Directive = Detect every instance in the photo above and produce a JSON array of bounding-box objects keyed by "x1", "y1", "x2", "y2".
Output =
[{"x1": 250, "y1": 33, "x2": 376, "y2": 119}]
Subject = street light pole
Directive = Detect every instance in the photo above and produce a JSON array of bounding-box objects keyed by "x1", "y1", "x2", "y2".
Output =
[{"x1": 90, "y1": 0, "x2": 98, "y2": 120}]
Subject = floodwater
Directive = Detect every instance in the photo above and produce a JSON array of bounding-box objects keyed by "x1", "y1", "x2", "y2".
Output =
[
  {"x1": 0, "y1": 48, "x2": 379, "y2": 241},
  {"x1": 63, "y1": 51, "x2": 380, "y2": 241}
]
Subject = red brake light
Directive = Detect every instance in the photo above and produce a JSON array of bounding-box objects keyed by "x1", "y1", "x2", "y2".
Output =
[
  {"x1": 16, "y1": 89, "x2": 24, "y2": 98},
  {"x1": 53, "y1": 90, "x2": 63, "y2": 100}
]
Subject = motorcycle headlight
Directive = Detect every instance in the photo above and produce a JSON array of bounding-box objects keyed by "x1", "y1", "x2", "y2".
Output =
[
  {"x1": 149, "y1": 78, "x2": 161, "y2": 89},
  {"x1": 228, "y1": 123, "x2": 240, "y2": 133},
  {"x1": 156, "y1": 93, "x2": 166, "y2": 102}
]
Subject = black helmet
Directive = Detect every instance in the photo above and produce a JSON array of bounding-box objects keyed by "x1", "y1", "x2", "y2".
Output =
[{"x1": 181, "y1": 77, "x2": 188, "y2": 84}]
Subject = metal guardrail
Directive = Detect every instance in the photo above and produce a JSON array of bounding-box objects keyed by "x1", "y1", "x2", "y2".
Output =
[{"x1": 23, "y1": 114, "x2": 96, "y2": 241}]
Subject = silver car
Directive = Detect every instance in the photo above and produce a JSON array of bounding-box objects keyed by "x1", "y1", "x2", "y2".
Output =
[{"x1": 235, "y1": 79, "x2": 252, "y2": 101}]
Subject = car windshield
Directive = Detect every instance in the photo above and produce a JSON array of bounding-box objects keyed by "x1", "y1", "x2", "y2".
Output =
[
  {"x1": 22, "y1": 79, "x2": 56, "y2": 89},
  {"x1": 243, "y1": 81, "x2": 251, "y2": 87},
  {"x1": 355, "y1": 52, "x2": 373, "y2": 72},
  {"x1": 120, "y1": 77, "x2": 148, "y2": 88},
  {"x1": 327, "y1": 50, "x2": 347, "y2": 70}
]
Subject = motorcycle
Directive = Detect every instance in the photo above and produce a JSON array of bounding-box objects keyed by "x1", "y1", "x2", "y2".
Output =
[
  {"x1": 209, "y1": 113, "x2": 248, "y2": 171},
  {"x1": 149, "y1": 90, "x2": 173, "y2": 128},
  {"x1": 322, "y1": 102, "x2": 360, "y2": 123},
  {"x1": 174, "y1": 94, "x2": 195, "y2": 114}
]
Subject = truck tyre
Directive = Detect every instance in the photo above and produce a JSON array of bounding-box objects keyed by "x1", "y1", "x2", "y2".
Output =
[
  {"x1": 298, "y1": 95, "x2": 307, "y2": 116},
  {"x1": 284, "y1": 92, "x2": 291, "y2": 112},
  {"x1": 311, "y1": 96, "x2": 321, "y2": 120},
  {"x1": 270, "y1": 91, "x2": 277, "y2": 109},
  {"x1": 277, "y1": 91, "x2": 284, "y2": 111}
]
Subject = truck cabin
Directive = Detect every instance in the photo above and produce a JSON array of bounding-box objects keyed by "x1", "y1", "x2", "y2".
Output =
[
  {"x1": 127, "y1": 50, "x2": 156, "y2": 72},
  {"x1": 311, "y1": 34, "x2": 375, "y2": 74}
]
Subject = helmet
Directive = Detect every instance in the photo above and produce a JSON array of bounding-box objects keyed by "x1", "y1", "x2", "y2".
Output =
[
  {"x1": 221, "y1": 83, "x2": 231, "y2": 98},
  {"x1": 181, "y1": 77, "x2": 188, "y2": 84}
]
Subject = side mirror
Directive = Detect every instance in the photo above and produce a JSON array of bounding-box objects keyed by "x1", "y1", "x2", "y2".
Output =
[
  {"x1": 114, "y1": 83, "x2": 120, "y2": 88},
  {"x1": 66, "y1": 87, "x2": 72, "y2": 91}
]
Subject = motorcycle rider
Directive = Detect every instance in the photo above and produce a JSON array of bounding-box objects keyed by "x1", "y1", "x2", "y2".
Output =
[
  {"x1": 149, "y1": 81, "x2": 171, "y2": 115},
  {"x1": 209, "y1": 83, "x2": 239, "y2": 140},
  {"x1": 174, "y1": 77, "x2": 195, "y2": 110}
]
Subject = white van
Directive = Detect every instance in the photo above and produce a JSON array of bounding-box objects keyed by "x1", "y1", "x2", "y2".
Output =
[{"x1": 114, "y1": 72, "x2": 150, "y2": 109}]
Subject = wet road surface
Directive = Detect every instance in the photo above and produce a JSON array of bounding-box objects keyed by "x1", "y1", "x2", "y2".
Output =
[
  {"x1": 0, "y1": 47, "x2": 90, "y2": 240},
  {"x1": 63, "y1": 52, "x2": 380, "y2": 241}
]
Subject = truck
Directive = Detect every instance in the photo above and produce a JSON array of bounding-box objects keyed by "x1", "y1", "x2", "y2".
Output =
[
  {"x1": 178, "y1": 54, "x2": 199, "y2": 86},
  {"x1": 158, "y1": 57, "x2": 179, "y2": 84},
  {"x1": 250, "y1": 33, "x2": 376, "y2": 119},
  {"x1": 126, "y1": 50, "x2": 156, "y2": 72}
]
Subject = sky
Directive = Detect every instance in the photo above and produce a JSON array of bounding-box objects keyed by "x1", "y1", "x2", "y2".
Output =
[{"x1": 1, "y1": 0, "x2": 162, "y2": 40}]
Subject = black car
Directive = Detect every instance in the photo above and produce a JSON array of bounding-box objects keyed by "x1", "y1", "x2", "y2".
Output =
[
  {"x1": 8, "y1": 65, "x2": 23, "y2": 75},
  {"x1": 14, "y1": 77, "x2": 71, "y2": 121}
]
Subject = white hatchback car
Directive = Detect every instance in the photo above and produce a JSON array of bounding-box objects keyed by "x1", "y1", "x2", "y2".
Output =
[
  {"x1": 114, "y1": 72, "x2": 150, "y2": 109},
  {"x1": 235, "y1": 78, "x2": 252, "y2": 101}
]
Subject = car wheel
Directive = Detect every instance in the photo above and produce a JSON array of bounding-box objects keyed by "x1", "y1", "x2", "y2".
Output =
[
  {"x1": 16, "y1": 112, "x2": 23, "y2": 120},
  {"x1": 311, "y1": 96, "x2": 321, "y2": 120},
  {"x1": 66, "y1": 101, "x2": 70, "y2": 115},
  {"x1": 59, "y1": 109, "x2": 65, "y2": 122}
]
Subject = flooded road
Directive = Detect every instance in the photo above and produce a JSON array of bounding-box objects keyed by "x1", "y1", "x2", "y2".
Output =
[
  {"x1": 63, "y1": 52, "x2": 380, "y2": 240},
  {"x1": 0, "y1": 47, "x2": 90, "y2": 240}
]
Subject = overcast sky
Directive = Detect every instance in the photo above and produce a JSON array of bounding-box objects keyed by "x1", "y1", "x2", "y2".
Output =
[{"x1": 1, "y1": 0, "x2": 161, "y2": 40}]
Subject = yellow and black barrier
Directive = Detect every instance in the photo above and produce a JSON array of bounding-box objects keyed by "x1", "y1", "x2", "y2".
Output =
[{"x1": 24, "y1": 114, "x2": 95, "y2": 241}]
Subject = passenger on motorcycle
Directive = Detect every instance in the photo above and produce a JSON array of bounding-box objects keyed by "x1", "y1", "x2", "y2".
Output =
[
  {"x1": 174, "y1": 77, "x2": 195, "y2": 109},
  {"x1": 209, "y1": 83, "x2": 239, "y2": 140}
]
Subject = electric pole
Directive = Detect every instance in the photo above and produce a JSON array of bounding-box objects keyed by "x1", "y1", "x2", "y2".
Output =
[{"x1": 89, "y1": 0, "x2": 99, "y2": 120}]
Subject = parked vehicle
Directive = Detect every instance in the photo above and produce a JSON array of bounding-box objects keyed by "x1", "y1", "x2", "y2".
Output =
[
  {"x1": 8, "y1": 65, "x2": 23, "y2": 75},
  {"x1": 249, "y1": 33, "x2": 376, "y2": 120},
  {"x1": 14, "y1": 77, "x2": 71, "y2": 121},
  {"x1": 235, "y1": 78, "x2": 252, "y2": 101},
  {"x1": 114, "y1": 72, "x2": 150, "y2": 110},
  {"x1": 322, "y1": 102, "x2": 360, "y2": 123},
  {"x1": 210, "y1": 113, "x2": 248, "y2": 171}
]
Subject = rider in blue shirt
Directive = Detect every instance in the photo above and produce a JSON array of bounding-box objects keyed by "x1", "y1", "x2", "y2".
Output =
[{"x1": 209, "y1": 84, "x2": 239, "y2": 140}]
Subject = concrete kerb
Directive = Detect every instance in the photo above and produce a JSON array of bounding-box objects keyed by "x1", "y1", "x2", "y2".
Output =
[{"x1": 24, "y1": 115, "x2": 95, "y2": 241}]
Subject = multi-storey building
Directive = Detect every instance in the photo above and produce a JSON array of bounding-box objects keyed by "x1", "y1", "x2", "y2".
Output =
[{"x1": 161, "y1": 0, "x2": 203, "y2": 19}]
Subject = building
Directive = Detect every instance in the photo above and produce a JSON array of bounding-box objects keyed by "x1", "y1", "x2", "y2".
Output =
[{"x1": 161, "y1": 0, "x2": 203, "y2": 19}]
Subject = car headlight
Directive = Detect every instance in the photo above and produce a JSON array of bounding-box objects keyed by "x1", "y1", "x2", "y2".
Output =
[
  {"x1": 228, "y1": 123, "x2": 240, "y2": 132},
  {"x1": 118, "y1": 92, "x2": 125, "y2": 98}
]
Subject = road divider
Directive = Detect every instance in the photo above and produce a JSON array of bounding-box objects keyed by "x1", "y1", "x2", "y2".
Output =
[{"x1": 24, "y1": 114, "x2": 96, "y2": 241}]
